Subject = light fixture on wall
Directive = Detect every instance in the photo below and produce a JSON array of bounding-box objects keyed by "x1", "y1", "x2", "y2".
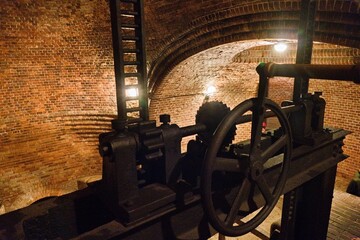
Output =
[
  {"x1": 126, "y1": 88, "x2": 138, "y2": 97},
  {"x1": 274, "y1": 42, "x2": 288, "y2": 53},
  {"x1": 203, "y1": 85, "x2": 216, "y2": 103},
  {"x1": 205, "y1": 85, "x2": 216, "y2": 96}
]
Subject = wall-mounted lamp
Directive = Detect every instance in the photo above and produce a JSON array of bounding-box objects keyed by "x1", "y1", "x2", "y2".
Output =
[
  {"x1": 203, "y1": 85, "x2": 216, "y2": 103},
  {"x1": 274, "y1": 42, "x2": 288, "y2": 53},
  {"x1": 205, "y1": 85, "x2": 216, "y2": 96}
]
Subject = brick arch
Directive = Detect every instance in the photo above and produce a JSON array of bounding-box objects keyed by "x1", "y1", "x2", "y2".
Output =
[
  {"x1": 149, "y1": 40, "x2": 360, "y2": 179},
  {"x1": 147, "y1": 0, "x2": 360, "y2": 94},
  {"x1": 233, "y1": 43, "x2": 360, "y2": 64}
]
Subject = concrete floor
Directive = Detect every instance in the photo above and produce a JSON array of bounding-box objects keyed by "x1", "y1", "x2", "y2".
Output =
[{"x1": 209, "y1": 175, "x2": 360, "y2": 240}]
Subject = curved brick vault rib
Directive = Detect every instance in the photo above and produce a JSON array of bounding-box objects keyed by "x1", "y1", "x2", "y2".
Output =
[
  {"x1": 233, "y1": 43, "x2": 360, "y2": 64},
  {"x1": 61, "y1": 114, "x2": 115, "y2": 146},
  {"x1": 149, "y1": 41, "x2": 360, "y2": 184},
  {"x1": 146, "y1": 0, "x2": 360, "y2": 95}
]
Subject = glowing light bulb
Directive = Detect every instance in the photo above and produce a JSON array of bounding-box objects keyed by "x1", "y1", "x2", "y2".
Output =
[
  {"x1": 205, "y1": 86, "x2": 216, "y2": 96},
  {"x1": 274, "y1": 42, "x2": 287, "y2": 52}
]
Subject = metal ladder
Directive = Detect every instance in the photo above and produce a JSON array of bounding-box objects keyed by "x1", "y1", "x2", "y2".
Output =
[{"x1": 109, "y1": 0, "x2": 148, "y2": 130}]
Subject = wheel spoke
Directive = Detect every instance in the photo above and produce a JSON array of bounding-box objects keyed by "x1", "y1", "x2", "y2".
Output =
[
  {"x1": 250, "y1": 106, "x2": 265, "y2": 155},
  {"x1": 260, "y1": 135, "x2": 288, "y2": 163},
  {"x1": 213, "y1": 157, "x2": 246, "y2": 173},
  {"x1": 225, "y1": 178, "x2": 251, "y2": 226},
  {"x1": 256, "y1": 175, "x2": 274, "y2": 204}
]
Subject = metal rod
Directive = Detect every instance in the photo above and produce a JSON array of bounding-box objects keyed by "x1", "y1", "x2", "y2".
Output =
[
  {"x1": 136, "y1": 0, "x2": 149, "y2": 121},
  {"x1": 260, "y1": 63, "x2": 360, "y2": 84},
  {"x1": 179, "y1": 104, "x2": 303, "y2": 137},
  {"x1": 293, "y1": 0, "x2": 317, "y2": 102},
  {"x1": 180, "y1": 124, "x2": 207, "y2": 137}
]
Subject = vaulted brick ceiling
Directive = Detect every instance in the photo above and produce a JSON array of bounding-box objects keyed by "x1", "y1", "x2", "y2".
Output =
[{"x1": 142, "y1": 0, "x2": 360, "y2": 93}]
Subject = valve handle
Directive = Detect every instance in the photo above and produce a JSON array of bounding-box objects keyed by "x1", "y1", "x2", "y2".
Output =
[{"x1": 201, "y1": 98, "x2": 292, "y2": 236}]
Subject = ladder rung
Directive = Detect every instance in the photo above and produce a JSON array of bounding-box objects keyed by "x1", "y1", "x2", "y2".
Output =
[
  {"x1": 125, "y1": 96, "x2": 139, "y2": 100},
  {"x1": 122, "y1": 23, "x2": 139, "y2": 28},
  {"x1": 123, "y1": 48, "x2": 140, "y2": 53},
  {"x1": 127, "y1": 107, "x2": 142, "y2": 112},
  {"x1": 121, "y1": 10, "x2": 138, "y2": 16},
  {"x1": 122, "y1": 36, "x2": 139, "y2": 41},
  {"x1": 125, "y1": 84, "x2": 139, "y2": 89},
  {"x1": 124, "y1": 73, "x2": 141, "y2": 77},
  {"x1": 124, "y1": 61, "x2": 140, "y2": 65}
]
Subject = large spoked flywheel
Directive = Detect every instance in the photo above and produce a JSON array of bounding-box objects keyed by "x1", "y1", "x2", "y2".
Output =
[{"x1": 201, "y1": 98, "x2": 292, "y2": 237}]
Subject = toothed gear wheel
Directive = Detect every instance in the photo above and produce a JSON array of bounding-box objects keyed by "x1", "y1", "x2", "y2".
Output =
[{"x1": 195, "y1": 101, "x2": 236, "y2": 146}]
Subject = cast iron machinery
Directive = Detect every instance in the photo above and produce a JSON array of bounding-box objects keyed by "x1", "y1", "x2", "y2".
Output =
[
  {"x1": 1, "y1": 0, "x2": 360, "y2": 238},
  {"x1": 97, "y1": 62, "x2": 359, "y2": 239},
  {"x1": 1, "y1": 62, "x2": 359, "y2": 240}
]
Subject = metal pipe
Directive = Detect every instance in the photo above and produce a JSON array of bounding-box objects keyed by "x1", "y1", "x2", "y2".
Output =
[
  {"x1": 179, "y1": 104, "x2": 303, "y2": 137},
  {"x1": 180, "y1": 124, "x2": 207, "y2": 137},
  {"x1": 293, "y1": 0, "x2": 317, "y2": 102},
  {"x1": 260, "y1": 63, "x2": 360, "y2": 84}
]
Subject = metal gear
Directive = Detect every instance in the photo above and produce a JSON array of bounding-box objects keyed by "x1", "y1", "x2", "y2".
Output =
[{"x1": 195, "y1": 101, "x2": 236, "y2": 146}]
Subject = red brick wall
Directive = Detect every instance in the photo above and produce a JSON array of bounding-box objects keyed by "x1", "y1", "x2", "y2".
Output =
[
  {"x1": 149, "y1": 42, "x2": 266, "y2": 150},
  {"x1": 0, "y1": 0, "x2": 115, "y2": 212}
]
